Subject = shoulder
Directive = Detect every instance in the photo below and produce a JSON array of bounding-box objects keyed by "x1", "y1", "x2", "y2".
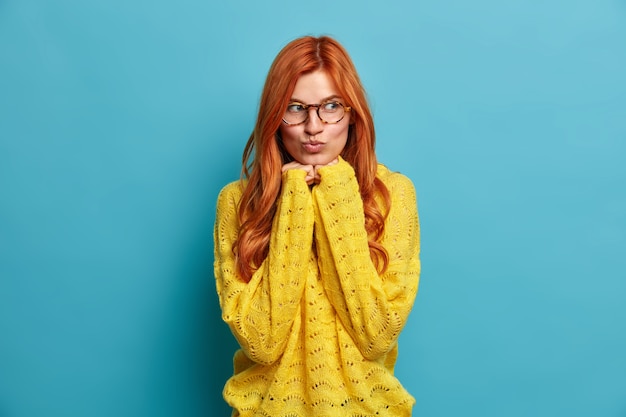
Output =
[
  {"x1": 376, "y1": 165, "x2": 419, "y2": 220},
  {"x1": 216, "y1": 180, "x2": 245, "y2": 209},
  {"x1": 376, "y1": 164, "x2": 416, "y2": 195}
]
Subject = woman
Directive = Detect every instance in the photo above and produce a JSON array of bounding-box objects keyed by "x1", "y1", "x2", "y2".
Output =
[{"x1": 214, "y1": 35, "x2": 420, "y2": 417}]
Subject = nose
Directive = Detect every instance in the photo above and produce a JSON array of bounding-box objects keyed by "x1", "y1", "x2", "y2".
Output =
[{"x1": 304, "y1": 107, "x2": 324, "y2": 135}]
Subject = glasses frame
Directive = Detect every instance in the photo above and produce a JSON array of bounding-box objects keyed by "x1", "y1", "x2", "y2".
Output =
[{"x1": 282, "y1": 101, "x2": 352, "y2": 126}]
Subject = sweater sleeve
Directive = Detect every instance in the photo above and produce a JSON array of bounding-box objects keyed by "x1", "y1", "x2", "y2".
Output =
[
  {"x1": 311, "y1": 158, "x2": 420, "y2": 360},
  {"x1": 214, "y1": 169, "x2": 314, "y2": 365}
]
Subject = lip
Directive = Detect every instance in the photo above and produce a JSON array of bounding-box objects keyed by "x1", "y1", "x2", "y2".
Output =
[{"x1": 303, "y1": 141, "x2": 325, "y2": 153}]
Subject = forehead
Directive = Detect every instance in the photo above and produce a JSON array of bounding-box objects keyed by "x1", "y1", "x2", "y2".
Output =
[{"x1": 291, "y1": 70, "x2": 340, "y2": 102}]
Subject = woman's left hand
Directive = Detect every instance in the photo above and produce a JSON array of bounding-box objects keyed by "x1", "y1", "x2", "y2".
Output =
[{"x1": 312, "y1": 158, "x2": 339, "y2": 184}]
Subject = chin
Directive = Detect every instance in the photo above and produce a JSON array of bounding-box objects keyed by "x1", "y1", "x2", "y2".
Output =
[{"x1": 297, "y1": 154, "x2": 336, "y2": 166}]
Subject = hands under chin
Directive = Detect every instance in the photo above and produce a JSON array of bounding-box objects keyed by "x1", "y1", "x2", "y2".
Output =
[{"x1": 281, "y1": 158, "x2": 339, "y2": 185}]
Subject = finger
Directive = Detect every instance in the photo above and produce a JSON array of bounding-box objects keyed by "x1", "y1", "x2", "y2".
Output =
[
  {"x1": 312, "y1": 167, "x2": 321, "y2": 184},
  {"x1": 282, "y1": 163, "x2": 316, "y2": 184}
]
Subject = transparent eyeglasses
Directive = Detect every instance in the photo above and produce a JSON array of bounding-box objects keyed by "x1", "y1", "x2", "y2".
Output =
[{"x1": 282, "y1": 101, "x2": 351, "y2": 126}]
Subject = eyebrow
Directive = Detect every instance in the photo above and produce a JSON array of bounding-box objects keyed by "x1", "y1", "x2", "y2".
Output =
[{"x1": 289, "y1": 95, "x2": 343, "y2": 104}]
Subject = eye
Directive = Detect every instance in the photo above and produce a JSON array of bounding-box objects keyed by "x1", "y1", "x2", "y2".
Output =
[
  {"x1": 286, "y1": 103, "x2": 306, "y2": 113},
  {"x1": 322, "y1": 101, "x2": 341, "y2": 112}
]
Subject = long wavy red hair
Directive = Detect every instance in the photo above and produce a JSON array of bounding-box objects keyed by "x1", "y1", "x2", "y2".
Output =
[{"x1": 235, "y1": 35, "x2": 391, "y2": 282}]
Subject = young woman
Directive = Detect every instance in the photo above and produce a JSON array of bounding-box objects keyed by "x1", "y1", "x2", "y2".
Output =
[{"x1": 214, "y1": 35, "x2": 421, "y2": 417}]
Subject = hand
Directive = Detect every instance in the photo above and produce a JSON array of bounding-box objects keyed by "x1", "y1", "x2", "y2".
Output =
[
  {"x1": 312, "y1": 158, "x2": 339, "y2": 184},
  {"x1": 282, "y1": 161, "x2": 316, "y2": 185}
]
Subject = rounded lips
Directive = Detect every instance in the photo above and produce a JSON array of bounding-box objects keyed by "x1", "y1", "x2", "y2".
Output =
[{"x1": 303, "y1": 141, "x2": 324, "y2": 152}]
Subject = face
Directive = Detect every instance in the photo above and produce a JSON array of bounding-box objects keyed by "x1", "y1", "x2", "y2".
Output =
[{"x1": 278, "y1": 70, "x2": 351, "y2": 166}]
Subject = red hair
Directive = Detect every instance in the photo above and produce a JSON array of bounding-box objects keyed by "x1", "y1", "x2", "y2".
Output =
[{"x1": 235, "y1": 35, "x2": 391, "y2": 281}]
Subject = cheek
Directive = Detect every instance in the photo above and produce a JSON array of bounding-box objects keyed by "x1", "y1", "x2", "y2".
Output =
[
  {"x1": 278, "y1": 126, "x2": 300, "y2": 156},
  {"x1": 278, "y1": 123, "x2": 302, "y2": 141},
  {"x1": 332, "y1": 125, "x2": 350, "y2": 148},
  {"x1": 278, "y1": 129, "x2": 291, "y2": 144}
]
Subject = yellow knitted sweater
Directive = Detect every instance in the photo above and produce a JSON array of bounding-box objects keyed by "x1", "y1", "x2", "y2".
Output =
[{"x1": 214, "y1": 158, "x2": 420, "y2": 417}]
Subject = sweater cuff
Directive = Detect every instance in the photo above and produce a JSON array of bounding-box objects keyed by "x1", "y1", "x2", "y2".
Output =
[
  {"x1": 282, "y1": 167, "x2": 308, "y2": 183},
  {"x1": 316, "y1": 157, "x2": 356, "y2": 186}
]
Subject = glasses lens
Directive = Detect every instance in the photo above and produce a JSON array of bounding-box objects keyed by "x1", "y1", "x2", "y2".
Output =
[
  {"x1": 319, "y1": 102, "x2": 344, "y2": 123},
  {"x1": 284, "y1": 103, "x2": 307, "y2": 125}
]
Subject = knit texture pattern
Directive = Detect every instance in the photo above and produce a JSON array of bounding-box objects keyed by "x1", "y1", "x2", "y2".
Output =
[{"x1": 214, "y1": 158, "x2": 420, "y2": 417}]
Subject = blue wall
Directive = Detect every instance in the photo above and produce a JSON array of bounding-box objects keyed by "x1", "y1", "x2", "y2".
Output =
[{"x1": 1, "y1": 1, "x2": 625, "y2": 416}]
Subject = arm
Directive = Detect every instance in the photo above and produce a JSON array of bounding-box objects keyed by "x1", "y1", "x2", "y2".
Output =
[
  {"x1": 312, "y1": 158, "x2": 420, "y2": 360},
  {"x1": 214, "y1": 169, "x2": 314, "y2": 365}
]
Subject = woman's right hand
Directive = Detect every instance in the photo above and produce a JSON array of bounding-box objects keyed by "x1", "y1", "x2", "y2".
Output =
[{"x1": 282, "y1": 161, "x2": 315, "y2": 185}]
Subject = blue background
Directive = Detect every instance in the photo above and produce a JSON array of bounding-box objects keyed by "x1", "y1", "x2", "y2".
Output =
[{"x1": 1, "y1": 0, "x2": 625, "y2": 416}]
